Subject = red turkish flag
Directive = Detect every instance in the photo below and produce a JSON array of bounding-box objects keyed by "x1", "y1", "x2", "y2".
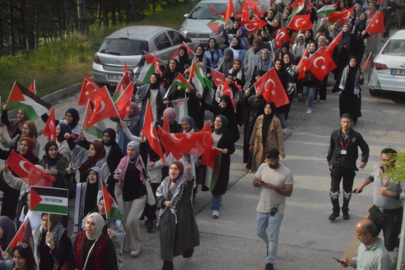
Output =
[
  {"x1": 113, "y1": 69, "x2": 131, "y2": 101},
  {"x1": 288, "y1": 14, "x2": 313, "y2": 31},
  {"x1": 239, "y1": 20, "x2": 268, "y2": 33},
  {"x1": 87, "y1": 86, "x2": 119, "y2": 128},
  {"x1": 325, "y1": 31, "x2": 342, "y2": 57},
  {"x1": 171, "y1": 42, "x2": 195, "y2": 59},
  {"x1": 154, "y1": 51, "x2": 162, "y2": 77},
  {"x1": 241, "y1": 3, "x2": 249, "y2": 21},
  {"x1": 297, "y1": 48, "x2": 309, "y2": 80},
  {"x1": 6, "y1": 151, "x2": 54, "y2": 186},
  {"x1": 78, "y1": 76, "x2": 100, "y2": 106},
  {"x1": 123, "y1": 61, "x2": 128, "y2": 74},
  {"x1": 225, "y1": 0, "x2": 235, "y2": 21},
  {"x1": 28, "y1": 80, "x2": 36, "y2": 95},
  {"x1": 253, "y1": 68, "x2": 289, "y2": 107},
  {"x1": 158, "y1": 128, "x2": 212, "y2": 161},
  {"x1": 42, "y1": 106, "x2": 56, "y2": 142},
  {"x1": 365, "y1": 11, "x2": 385, "y2": 36},
  {"x1": 201, "y1": 121, "x2": 212, "y2": 133},
  {"x1": 307, "y1": 47, "x2": 337, "y2": 81},
  {"x1": 328, "y1": 6, "x2": 355, "y2": 24},
  {"x1": 275, "y1": 27, "x2": 291, "y2": 49},
  {"x1": 222, "y1": 80, "x2": 236, "y2": 109},
  {"x1": 211, "y1": 69, "x2": 225, "y2": 87},
  {"x1": 162, "y1": 113, "x2": 170, "y2": 133},
  {"x1": 115, "y1": 81, "x2": 134, "y2": 119},
  {"x1": 82, "y1": 99, "x2": 94, "y2": 130},
  {"x1": 143, "y1": 100, "x2": 165, "y2": 164}
]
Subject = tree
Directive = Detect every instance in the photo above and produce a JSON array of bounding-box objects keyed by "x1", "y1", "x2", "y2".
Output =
[{"x1": 77, "y1": 0, "x2": 86, "y2": 35}]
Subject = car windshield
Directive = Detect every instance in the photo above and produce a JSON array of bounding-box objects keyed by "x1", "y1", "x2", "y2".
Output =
[
  {"x1": 98, "y1": 39, "x2": 148, "y2": 56},
  {"x1": 381, "y1": 39, "x2": 405, "y2": 56},
  {"x1": 188, "y1": 3, "x2": 228, "y2": 19}
]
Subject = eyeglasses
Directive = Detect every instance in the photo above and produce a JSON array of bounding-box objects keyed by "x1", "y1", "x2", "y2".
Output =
[{"x1": 17, "y1": 242, "x2": 29, "y2": 248}]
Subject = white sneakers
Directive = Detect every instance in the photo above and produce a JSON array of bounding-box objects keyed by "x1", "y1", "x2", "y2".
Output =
[
  {"x1": 212, "y1": 210, "x2": 219, "y2": 219},
  {"x1": 130, "y1": 249, "x2": 140, "y2": 258},
  {"x1": 307, "y1": 109, "x2": 312, "y2": 114}
]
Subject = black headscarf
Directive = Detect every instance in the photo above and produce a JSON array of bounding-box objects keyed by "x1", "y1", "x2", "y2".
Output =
[
  {"x1": 0, "y1": 216, "x2": 15, "y2": 250},
  {"x1": 262, "y1": 102, "x2": 276, "y2": 145},
  {"x1": 219, "y1": 95, "x2": 235, "y2": 116},
  {"x1": 177, "y1": 46, "x2": 191, "y2": 73},
  {"x1": 66, "y1": 108, "x2": 80, "y2": 129},
  {"x1": 57, "y1": 123, "x2": 72, "y2": 143},
  {"x1": 102, "y1": 128, "x2": 116, "y2": 146},
  {"x1": 84, "y1": 167, "x2": 101, "y2": 216},
  {"x1": 341, "y1": 24, "x2": 352, "y2": 50},
  {"x1": 231, "y1": 37, "x2": 244, "y2": 50},
  {"x1": 348, "y1": 56, "x2": 359, "y2": 75},
  {"x1": 43, "y1": 141, "x2": 62, "y2": 167},
  {"x1": 149, "y1": 73, "x2": 160, "y2": 89},
  {"x1": 163, "y1": 59, "x2": 179, "y2": 86},
  {"x1": 195, "y1": 45, "x2": 205, "y2": 62}
]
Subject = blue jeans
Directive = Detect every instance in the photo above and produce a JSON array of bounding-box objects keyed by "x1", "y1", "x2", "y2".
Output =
[
  {"x1": 276, "y1": 113, "x2": 287, "y2": 129},
  {"x1": 303, "y1": 86, "x2": 316, "y2": 109},
  {"x1": 211, "y1": 195, "x2": 222, "y2": 211},
  {"x1": 256, "y1": 212, "x2": 284, "y2": 264}
]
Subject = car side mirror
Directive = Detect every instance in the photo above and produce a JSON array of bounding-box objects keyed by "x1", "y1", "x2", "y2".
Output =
[
  {"x1": 184, "y1": 14, "x2": 189, "y2": 18},
  {"x1": 185, "y1": 38, "x2": 192, "y2": 43}
]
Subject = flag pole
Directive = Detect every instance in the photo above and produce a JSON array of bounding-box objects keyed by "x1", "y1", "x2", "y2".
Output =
[{"x1": 48, "y1": 213, "x2": 51, "y2": 233}]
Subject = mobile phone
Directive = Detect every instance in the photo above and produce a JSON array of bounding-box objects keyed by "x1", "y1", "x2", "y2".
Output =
[
  {"x1": 352, "y1": 188, "x2": 362, "y2": 194},
  {"x1": 333, "y1": 257, "x2": 348, "y2": 267},
  {"x1": 259, "y1": 180, "x2": 265, "y2": 184}
]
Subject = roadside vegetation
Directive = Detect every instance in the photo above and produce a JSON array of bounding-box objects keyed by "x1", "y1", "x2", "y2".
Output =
[{"x1": 0, "y1": 3, "x2": 192, "y2": 100}]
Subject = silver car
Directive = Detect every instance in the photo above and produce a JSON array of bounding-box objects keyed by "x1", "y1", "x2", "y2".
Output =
[
  {"x1": 93, "y1": 26, "x2": 195, "y2": 85},
  {"x1": 369, "y1": 30, "x2": 405, "y2": 95}
]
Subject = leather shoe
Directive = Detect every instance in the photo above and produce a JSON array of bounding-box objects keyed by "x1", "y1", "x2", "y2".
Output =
[{"x1": 329, "y1": 212, "x2": 339, "y2": 221}]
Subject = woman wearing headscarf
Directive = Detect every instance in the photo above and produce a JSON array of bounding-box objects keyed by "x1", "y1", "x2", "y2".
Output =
[
  {"x1": 244, "y1": 38, "x2": 263, "y2": 89},
  {"x1": 273, "y1": 59, "x2": 291, "y2": 131},
  {"x1": 332, "y1": 56, "x2": 364, "y2": 124},
  {"x1": 41, "y1": 108, "x2": 82, "y2": 141},
  {"x1": 0, "y1": 121, "x2": 40, "y2": 157},
  {"x1": 135, "y1": 73, "x2": 167, "y2": 121},
  {"x1": 204, "y1": 115, "x2": 235, "y2": 218},
  {"x1": 78, "y1": 128, "x2": 123, "y2": 199},
  {"x1": 0, "y1": 216, "x2": 15, "y2": 254},
  {"x1": 113, "y1": 141, "x2": 148, "y2": 258},
  {"x1": 216, "y1": 48, "x2": 234, "y2": 75},
  {"x1": 162, "y1": 59, "x2": 179, "y2": 91},
  {"x1": 283, "y1": 54, "x2": 298, "y2": 123},
  {"x1": 214, "y1": 74, "x2": 241, "y2": 105},
  {"x1": 228, "y1": 37, "x2": 246, "y2": 64},
  {"x1": 0, "y1": 137, "x2": 39, "y2": 221},
  {"x1": 229, "y1": 59, "x2": 246, "y2": 124},
  {"x1": 174, "y1": 46, "x2": 191, "y2": 74},
  {"x1": 243, "y1": 71, "x2": 267, "y2": 166},
  {"x1": 271, "y1": 19, "x2": 282, "y2": 39},
  {"x1": 249, "y1": 102, "x2": 285, "y2": 172},
  {"x1": 332, "y1": 23, "x2": 354, "y2": 81},
  {"x1": 353, "y1": 13, "x2": 368, "y2": 62},
  {"x1": 32, "y1": 213, "x2": 73, "y2": 270},
  {"x1": 236, "y1": 27, "x2": 250, "y2": 49},
  {"x1": 39, "y1": 141, "x2": 69, "y2": 189},
  {"x1": 156, "y1": 161, "x2": 199, "y2": 270},
  {"x1": 304, "y1": 29, "x2": 314, "y2": 47},
  {"x1": 73, "y1": 213, "x2": 118, "y2": 270},
  {"x1": 1, "y1": 104, "x2": 29, "y2": 139},
  {"x1": 191, "y1": 45, "x2": 211, "y2": 74},
  {"x1": 55, "y1": 123, "x2": 73, "y2": 162},
  {"x1": 205, "y1": 38, "x2": 223, "y2": 69},
  {"x1": 200, "y1": 95, "x2": 240, "y2": 143},
  {"x1": 254, "y1": 49, "x2": 273, "y2": 75},
  {"x1": 291, "y1": 33, "x2": 306, "y2": 65}
]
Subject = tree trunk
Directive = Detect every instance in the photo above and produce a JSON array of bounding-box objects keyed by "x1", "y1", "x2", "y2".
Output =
[
  {"x1": 64, "y1": 0, "x2": 73, "y2": 35},
  {"x1": 20, "y1": 0, "x2": 27, "y2": 49},
  {"x1": 117, "y1": 0, "x2": 122, "y2": 25},
  {"x1": 103, "y1": 0, "x2": 109, "y2": 27},
  {"x1": 111, "y1": 1, "x2": 116, "y2": 26},
  {"x1": 152, "y1": 0, "x2": 156, "y2": 15},
  {"x1": 77, "y1": 0, "x2": 86, "y2": 35},
  {"x1": 9, "y1": 2, "x2": 16, "y2": 55}
]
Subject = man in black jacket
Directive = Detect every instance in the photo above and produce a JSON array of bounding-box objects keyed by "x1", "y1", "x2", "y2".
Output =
[{"x1": 327, "y1": 113, "x2": 369, "y2": 221}]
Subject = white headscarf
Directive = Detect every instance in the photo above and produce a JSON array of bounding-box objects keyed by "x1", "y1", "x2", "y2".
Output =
[{"x1": 85, "y1": 212, "x2": 104, "y2": 241}]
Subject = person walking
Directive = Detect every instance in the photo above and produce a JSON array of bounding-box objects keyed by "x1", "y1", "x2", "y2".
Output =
[{"x1": 327, "y1": 113, "x2": 369, "y2": 221}]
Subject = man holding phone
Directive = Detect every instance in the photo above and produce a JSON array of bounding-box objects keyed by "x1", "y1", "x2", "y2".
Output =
[{"x1": 253, "y1": 148, "x2": 294, "y2": 270}]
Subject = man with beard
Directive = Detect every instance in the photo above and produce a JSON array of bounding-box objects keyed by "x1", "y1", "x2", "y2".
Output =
[{"x1": 252, "y1": 148, "x2": 294, "y2": 270}]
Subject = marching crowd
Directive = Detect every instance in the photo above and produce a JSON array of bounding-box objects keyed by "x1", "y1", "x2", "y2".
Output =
[{"x1": 0, "y1": 0, "x2": 403, "y2": 269}]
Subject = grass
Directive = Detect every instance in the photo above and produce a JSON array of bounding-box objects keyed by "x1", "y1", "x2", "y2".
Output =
[{"x1": 0, "y1": 2, "x2": 193, "y2": 102}]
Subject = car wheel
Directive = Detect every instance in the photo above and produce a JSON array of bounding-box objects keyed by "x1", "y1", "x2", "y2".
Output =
[{"x1": 369, "y1": 88, "x2": 378, "y2": 96}]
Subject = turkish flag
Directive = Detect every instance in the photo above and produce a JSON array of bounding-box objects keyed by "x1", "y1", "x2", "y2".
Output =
[
  {"x1": 82, "y1": 99, "x2": 94, "y2": 130},
  {"x1": 276, "y1": 27, "x2": 291, "y2": 49},
  {"x1": 307, "y1": 47, "x2": 337, "y2": 81},
  {"x1": 87, "y1": 86, "x2": 119, "y2": 128},
  {"x1": 325, "y1": 31, "x2": 342, "y2": 57},
  {"x1": 254, "y1": 68, "x2": 289, "y2": 107},
  {"x1": 224, "y1": 0, "x2": 235, "y2": 21},
  {"x1": 222, "y1": 80, "x2": 236, "y2": 109},
  {"x1": 327, "y1": 6, "x2": 355, "y2": 24},
  {"x1": 154, "y1": 51, "x2": 162, "y2": 77},
  {"x1": 162, "y1": 113, "x2": 170, "y2": 133},
  {"x1": 115, "y1": 81, "x2": 134, "y2": 119},
  {"x1": 6, "y1": 151, "x2": 54, "y2": 186},
  {"x1": 288, "y1": 14, "x2": 313, "y2": 31},
  {"x1": 171, "y1": 42, "x2": 195, "y2": 59},
  {"x1": 241, "y1": 3, "x2": 249, "y2": 21},
  {"x1": 239, "y1": 20, "x2": 268, "y2": 33},
  {"x1": 158, "y1": 128, "x2": 212, "y2": 161},
  {"x1": 28, "y1": 80, "x2": 36, "y2": 95},
  {"x1": 365, "y1": 12, "x2": 385, "y2": 36},
  {"x1": 42, "y1": 106, "x2": 56, "y2": 142},
  {"x1": 143, "y1": 100, "x2": 165, "y2": 164},
  {"x1": 78, "y1": 76, "x2": 100, "y2": 106},
  {"x1": 113, "y1": 69, "x2": 131, "y2": 101},
  {"x1": 201, "y1": 121, "x2": 212, "y2": 133},
  {"x1": 123, "y1": 61, "x2": 128, "y2": 74},
  {"x1": 211, "y1": 69, "x2": 225, "y2": 87},
  {"x1": 297, "y1": 47, "x2": 309, "y2": 80}
]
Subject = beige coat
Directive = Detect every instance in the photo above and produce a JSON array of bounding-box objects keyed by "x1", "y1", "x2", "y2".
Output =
[{"x1": 249, "y1": 115, "x2": 284, "y2": 171}]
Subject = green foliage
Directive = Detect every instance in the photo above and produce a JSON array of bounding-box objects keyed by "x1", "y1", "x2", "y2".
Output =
[
  {"x1": 381, "y1": 148, "x2": 405, "y2": 183},
  {"x1": 0, "y1": 3, "x2": 192, "y2": 102}
]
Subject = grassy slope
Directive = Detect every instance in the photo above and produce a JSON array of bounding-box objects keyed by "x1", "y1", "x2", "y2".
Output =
[{"x1": 0, "y1": 3, "x2": 192, "y2": 101}]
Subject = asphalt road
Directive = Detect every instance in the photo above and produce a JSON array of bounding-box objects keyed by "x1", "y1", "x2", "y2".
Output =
[{"x1": 1, "y1": 32, "x2": 405, "y2": 270}]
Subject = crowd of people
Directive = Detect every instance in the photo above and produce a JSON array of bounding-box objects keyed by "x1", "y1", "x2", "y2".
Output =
[{"x1": 0, "y1": 0, "x2": 404, "y2": 269}]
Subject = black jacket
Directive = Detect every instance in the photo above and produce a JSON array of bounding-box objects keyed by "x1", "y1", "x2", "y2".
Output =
[{"x1": 327, "y1": 128, "x2": 369, "y2": 170}]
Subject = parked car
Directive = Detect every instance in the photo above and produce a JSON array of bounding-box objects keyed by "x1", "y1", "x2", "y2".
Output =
[
  {"x1": 369, "y1": 30, "x2": 405, "y2": 95},
  {"x1": 93, "y1": 26, "x2": 196, "y2": 86},
  {"x1": 179, "y1": 0, "x2": 242, "y2": 44}
]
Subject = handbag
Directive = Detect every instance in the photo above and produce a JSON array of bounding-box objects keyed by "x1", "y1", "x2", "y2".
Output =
[{"x1": 145, "y1": 180, "x2": 156, "y2": 206}]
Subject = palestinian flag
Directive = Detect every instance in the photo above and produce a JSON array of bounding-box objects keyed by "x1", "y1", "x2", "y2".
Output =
[
  {"x1": 288, "y1": 0, "x2": 306, "y2": 19},
  {"x1": 82, "y1": 99, "x2": 107, "y2": 138},
  {"x1": 190, "y1": 60, "x2": 213, "y2": 95},
  {"x1": 209, "y1": 153, "x2": 223, "y2": 191},
  {"x1": 134, "y1": 51, "x2": 155, "y2": 84},
  {"x1": 368, "y1": 68, "x2": 381, "y2": 89},
  {"x1": 101, "y1": 181, "x2": 122, "y2": 221},
  {"x1": 171, "y1": 98, "x2": 188, "y2": 122},
  {"x1": 362, "y1": 53, "x2": 374, "y2": 78},
  {"x1": 30, "y1": 186, "x2": 69, "y2": 215},
  {"x1": 176, "y1": 73, "x2": 193, "y2": 90},
  {"x1": 207, "y1": 18, "x2": 227, "y2": 35},
  {"x1": 7, "y1": 82, "x2": 51, "y2": 121},
  {"x1": 6, "y1": 218, "x2": 32, "y2": 255},
  {"x1": 317, "y1": 3, "x2": 337, "y2": 15}
]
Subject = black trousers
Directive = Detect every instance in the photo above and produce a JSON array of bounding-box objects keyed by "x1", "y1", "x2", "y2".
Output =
[
  {"x1": 330, "y1": 166, "x2": 356, "y2": 194},
  {"x1": 368, "y1": 205, "x2": 403, "y2": 251}
]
